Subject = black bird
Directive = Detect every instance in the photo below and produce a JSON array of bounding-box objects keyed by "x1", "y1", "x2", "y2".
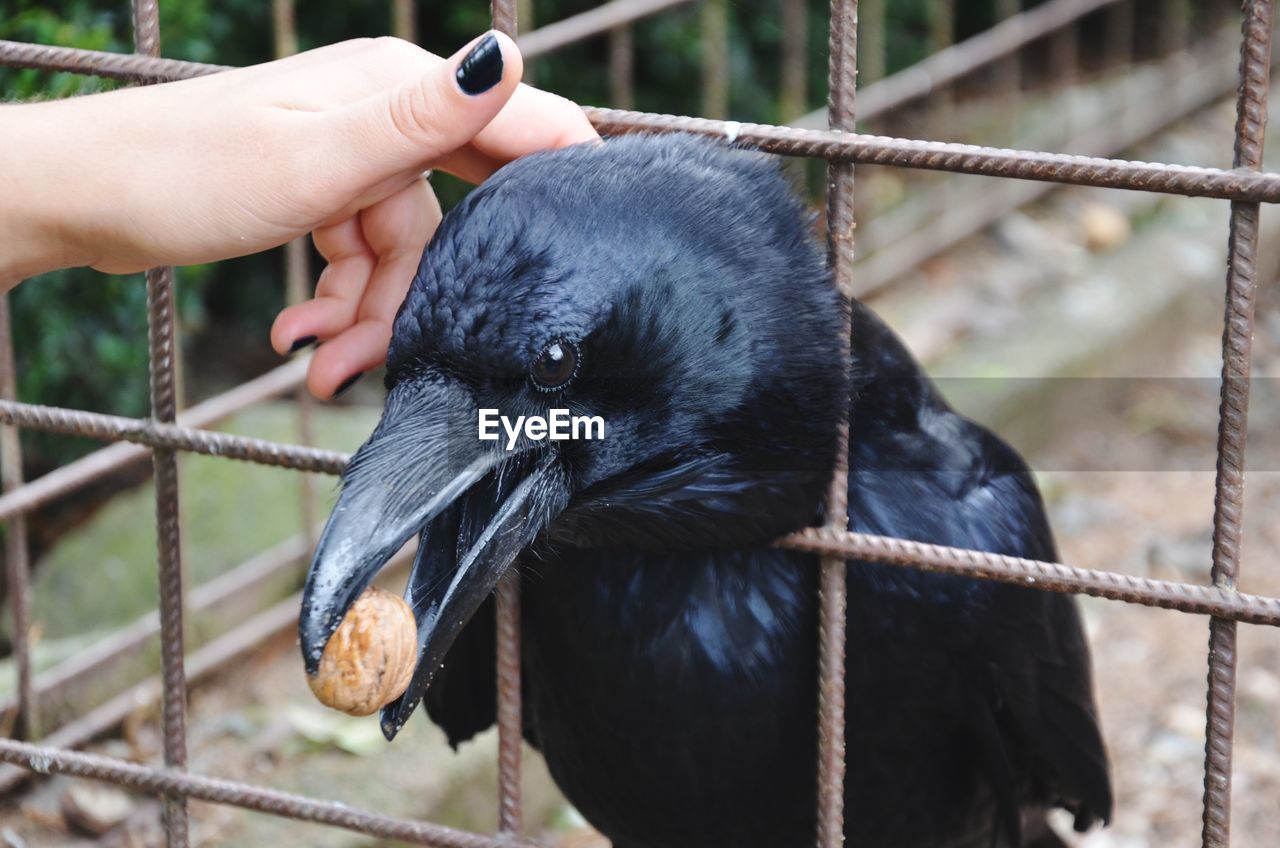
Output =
[{"x1": 300, "y1": 134, "x2": 1112, "y2": 848}]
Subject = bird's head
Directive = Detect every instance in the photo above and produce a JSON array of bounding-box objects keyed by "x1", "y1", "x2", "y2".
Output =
[{"x1": 300, "y1": 134, "x2": 846, "y2": 738}]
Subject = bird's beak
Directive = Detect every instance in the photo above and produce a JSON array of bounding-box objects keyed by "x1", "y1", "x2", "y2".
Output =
[{"x1": 298, "y1": 376, "x2": 571, "y2": 740}]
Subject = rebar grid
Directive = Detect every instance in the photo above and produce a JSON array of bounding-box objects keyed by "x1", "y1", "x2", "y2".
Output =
[{"x1": 0, "y1": 1, "x2": 1277, "y2": 847}]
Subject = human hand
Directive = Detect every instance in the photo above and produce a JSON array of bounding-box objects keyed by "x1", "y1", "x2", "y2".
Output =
[{"x1": 0, "y1": 33, "x2": 599, "y2": 398}]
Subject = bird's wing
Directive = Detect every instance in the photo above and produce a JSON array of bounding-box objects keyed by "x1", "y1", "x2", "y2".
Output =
[{"x1": 847, "y1": 419, "x2": 1112, "y2": 840}]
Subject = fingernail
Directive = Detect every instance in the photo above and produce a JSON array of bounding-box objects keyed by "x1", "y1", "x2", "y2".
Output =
[
  {"x1": 333, "y1": 372, "x2": 364, "y2": 399},
  {"x1": 288, "y1": 335, "x2": 318, "y2": 354},
  {"x1": 456, "y1": 33, "x2": 503, "y2": 95}
]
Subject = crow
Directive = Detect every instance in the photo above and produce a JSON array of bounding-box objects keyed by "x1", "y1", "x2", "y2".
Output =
[{"x1": 300, "y1": 134, "x2": 1112, "y2": 848}]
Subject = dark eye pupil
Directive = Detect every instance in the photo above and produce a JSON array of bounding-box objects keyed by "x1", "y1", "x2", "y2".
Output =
[{"x1": 531, "y1": 340, "x2": 578, "y2": 390}]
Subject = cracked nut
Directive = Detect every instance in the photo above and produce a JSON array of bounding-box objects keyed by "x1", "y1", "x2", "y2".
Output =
[{"x1": 307, "y1": 586, "x2": 417, "y2": 716}]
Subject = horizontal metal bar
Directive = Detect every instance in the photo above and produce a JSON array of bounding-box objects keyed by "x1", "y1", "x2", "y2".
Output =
[
  {"x1": 0, "y1": 38, "x2": 227, "y2": 82},
  {"x1": 583, "y1": 107, "x2": 1280, "y2": 202},
  {"x1": 857, "y1": 39, "x2": 1241, "y2": 298},
  {"x1": 518, "y1": 0, "x2": 694, "y2": 59},
  {"x1": 0, "y1": 399, "x2": 349, "y2": 476},
  {"x1": 0, "y1": 543, "x2": 415, "y2": 797},
  {"x1": 778, "y1": 527, "x2": 1280, "y2": 627},
  {"x1": 793, "y1": 0, "x2": 1121, "y2": 129},
  {"x1": 0, "y1": 357, "x2": 310, "y2": 521},
  {"x1": 4, "y1": 39, "x2": 1280, "y2": 201},
  {"x1": 0, "y1": 590, "x2": 303, "y2": 795},
  {"x1": 0, "y1": 531, "x2": 312, "y2": 724},
  {"x1": 7, "y1": 397, "x2": 1280, "y2": 623},
  {"x1": 0, "y1": 737, "x2": 535, "y2": 848}
]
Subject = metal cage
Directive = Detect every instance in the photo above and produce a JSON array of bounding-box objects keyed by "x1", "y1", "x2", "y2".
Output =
[{"x1": 0, "y1": 0, "x2": 1276, "y2": 845}]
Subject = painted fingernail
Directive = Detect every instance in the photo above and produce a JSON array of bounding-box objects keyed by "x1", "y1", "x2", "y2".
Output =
[
  {"x1": 456, "y1": 33, "x2": 503, "y2": 95},
  {"x1": 288, "y1": 335, "x2": 318, "y2": 354},
  {"x1": 333, "y1": 372, "x2": 364, "y2": 399}
]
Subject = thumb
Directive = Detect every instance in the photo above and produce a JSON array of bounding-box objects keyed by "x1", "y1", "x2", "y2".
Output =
[{"x1": 340, "y1": 32, "x2": 523, "y2": 176}]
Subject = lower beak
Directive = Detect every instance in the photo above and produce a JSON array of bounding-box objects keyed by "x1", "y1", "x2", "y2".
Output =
[{"x1": 298, "y1": 378, "x2": 571, "y2": 739}]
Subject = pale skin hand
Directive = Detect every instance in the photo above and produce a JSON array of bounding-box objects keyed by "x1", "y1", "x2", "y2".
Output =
[{"x1": 0, "y1": 33, "x2": 599, "y2": 398}]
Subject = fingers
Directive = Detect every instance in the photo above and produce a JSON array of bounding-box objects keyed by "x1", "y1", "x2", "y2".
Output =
[
  {"x1": 471, "y1": 83, "x2": 601, "y2": 159},
  {"x1": 331, "y1": 31, "x2": 523, "y2": 182},
  {"x1": 271, "y1": 180, "x2": 441, "y2": 399}
]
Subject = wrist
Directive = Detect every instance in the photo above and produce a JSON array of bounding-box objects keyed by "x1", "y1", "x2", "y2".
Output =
[{"x1": 0, "y1": 101, "x2": 97, "y2": 287}]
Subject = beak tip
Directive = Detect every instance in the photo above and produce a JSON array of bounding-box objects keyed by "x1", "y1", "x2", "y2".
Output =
[{"x1": 380, "y1": 706, "x2": 406, "y2": 741}]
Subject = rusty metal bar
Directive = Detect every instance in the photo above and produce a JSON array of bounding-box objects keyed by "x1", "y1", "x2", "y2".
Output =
[
  {"x1": 7, "y1": 39, "x2": 1280, "y2": 202},
  {"x1": 793, "y1": 0, "x2": 1122, "y2": 129},
  {"x1": 855, "y1": 34, "x2": 1241, "y2": 299},
  {"x1": 7, "y1": 405, "x2": 1280, "y2": 626},
  {"x1": 0, "y1": 357, "x2": 309, "y2": 522},
  {"x1": 0, "y1": 295, "x2": 36, "y2": 741},
  {"x1": 780, "y1": 0, "x2": 808, "y2": 120},
  {"x1": 0, "y1": 533, "x2": 311, "y2": 726},
  {"x1": 1203, "y1": 2, "x2": 1274, "y2": 845},
  {"x1": 609, "y1": 25, "x2": 635, "y2": 110},
  {"x1": 495, "y1": 574, "x2": 523, "y2": 836},
  {"x1": 129, "y1": 0, "x2": 190, "y2": 840},
  {"x1": 517, "y1": 0, "x2": 693, "y2": 59},
  {"x1": 0, "y1": 401, "x2": 350, "y2": 475},
  {"x1": 0, "y1": 544, "x2": 415, "y2": 796},
  {"x1": 0, "y1": 590, "x2": 306, "y2": 796},
  {"x1": 779, "y1": 527, "x2": 1280, "y2": 628},
  {"x1": 0, "y1": 738, "x2": 539, "y2": 848},
  {"x1": 818, "y1": 0, "x2": 857, "y2": 842},
  {"x1": 392, "y1": 0, "x2": 417, "y2": 42},
  {"x1": 489, "y1": 0, "x2": 524, "y2": 838},
  {"x1": 701, "y1": 0, "x2": 730, "y2": 120},
  {"x1": 584, "y1": 106, "x2": 1280, "y2": 201},
  {"x1": 858, "y1": 0, "x2": 884, "y2": 87},
  {"x1": 272, "y1": 0, "x2": 319, "y2": 550}
]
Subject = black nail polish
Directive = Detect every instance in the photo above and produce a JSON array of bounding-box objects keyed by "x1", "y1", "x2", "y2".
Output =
[
  {"x1": 288, "y1": 335, "x2": 318, "y2": 354},
  {"x1": 456, "y1": 34, "x2": 503, "y2": 95},
  {"x1": 333, "y1": 372, "x2": 364, "y2": 399}
]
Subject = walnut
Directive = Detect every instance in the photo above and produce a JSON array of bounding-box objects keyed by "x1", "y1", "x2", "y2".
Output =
[{"x1": 306, "y1": 586, "x2": 417, "y2": 716}]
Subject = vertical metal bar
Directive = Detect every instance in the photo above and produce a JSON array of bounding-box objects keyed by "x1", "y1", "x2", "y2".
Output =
[
  {"x1": 272, "y1": 0, "x2": 318, "y2": 548},
  {"x1": 488, "y1": 3, "x2": 523, "y2": 837},
  {"x1": 1049, "y1": 14, "x2": 1079, "y2": 143},
  {"x1": 131, "y1": 2, "x2": 190, "y2": 843},
  {"x1": 146, "y1": 264, "x2": 190, "y2": 848},
  {"x1": 858, "y1": 0, "x2": 884, "y2": 87},
  {"x1": 495, "y1": 573, "x2": 522, "y2": 836},
  {"x1": 517, "y1": 0, "x2": 535, "y2": 82},
  {"x1": 925, "y1": 0, "x2": 954, "y2": 138},
  {"x1": 702, "y1": 0, "x2": 730, "y2": 120},
  {"x1": 0, "y1": 295, "x2": 36, "y2": 741},
  {"x1": 994, "y1": 0, "x2": 1022, "y2": 149},
  {"x1": 609, "y1": 25, "x2": 635, "y2": 111},
  {"x1": 820, "y1": 0, "x2": 856, "y2": 844},
  {"x1": 781, "y1": 0, "x2": 809, "y2": 120},
  {"x1": 1104, "y1": 0, "x2": 1134, "y2": 72},
  {"x1": 1160, "y1": 0, "x2": 1193, "y2": 57},
  {"x1": 392, "y1": 0, "x2": 417, "y2": 42},
  {"x1": 1203, "y1": 2, "x2": 1273, "y2": 846}
]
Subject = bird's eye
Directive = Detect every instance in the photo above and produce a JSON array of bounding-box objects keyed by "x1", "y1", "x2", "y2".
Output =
[{"x1": 530, "y1": 339, "x2": 580, "y2": 392}]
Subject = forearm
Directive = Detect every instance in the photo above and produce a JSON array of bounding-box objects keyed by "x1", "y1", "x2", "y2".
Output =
[{"x1": 0, "y1": 100, "x2": 97, "y2": 289}]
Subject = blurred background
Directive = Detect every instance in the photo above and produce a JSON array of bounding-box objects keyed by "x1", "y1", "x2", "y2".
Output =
[{"x1": 2, "y1": 0, "x2": 1280, "y2": 844}]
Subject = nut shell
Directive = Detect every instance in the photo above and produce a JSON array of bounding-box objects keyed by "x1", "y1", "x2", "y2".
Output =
[{"x1": 307, "y1": 586, "x2": 417, "y2": 716}]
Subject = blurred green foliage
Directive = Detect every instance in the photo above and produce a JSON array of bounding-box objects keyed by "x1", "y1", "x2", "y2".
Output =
[{"x1": 1, "y1": 0, "x2": 1007, "y2": 471}]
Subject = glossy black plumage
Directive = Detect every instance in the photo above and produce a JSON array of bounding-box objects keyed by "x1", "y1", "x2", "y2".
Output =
[{"x1": 307, "y1": 134, "x2": 1112, "y2": 848}]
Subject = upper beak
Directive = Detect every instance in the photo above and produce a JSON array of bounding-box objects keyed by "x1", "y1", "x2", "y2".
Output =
[{"x1": 299, "y1": 376, "x2": 571, "y2": 740}]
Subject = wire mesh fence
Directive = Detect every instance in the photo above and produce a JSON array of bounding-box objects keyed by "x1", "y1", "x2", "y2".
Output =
[{"x1": 0, "y1": 0, "x2": 1276, "y2": 846}]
